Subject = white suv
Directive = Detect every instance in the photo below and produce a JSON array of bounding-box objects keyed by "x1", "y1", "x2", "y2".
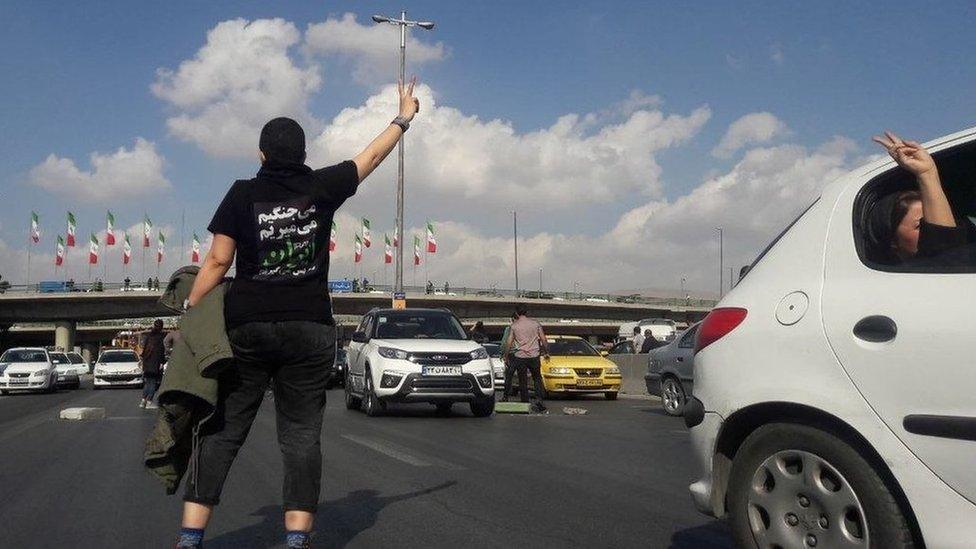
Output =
[
  {"x1": 0, "y1": 347, "x2": 58, "y2": 394},
  {"x1": 686, "y1": 127, "x2": 976, "y2": 548},
  {"x1": 345, "y1": 308, "x2": 495, "y2": 417}
]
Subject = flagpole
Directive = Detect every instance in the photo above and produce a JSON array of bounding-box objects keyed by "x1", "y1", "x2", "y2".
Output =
[{"x1": 26, "y1": 219, "x2": 32, "y2": 291}]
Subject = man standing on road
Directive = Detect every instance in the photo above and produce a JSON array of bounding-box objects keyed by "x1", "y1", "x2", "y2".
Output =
[
  {"x1": 140, "y1": 319, "x2": 166, "y2": 409},
  {"x1": 631, "y1": 326, "x2": 644, "y2": 353},
  {"x1": 505, "y1": 306, "x2": 549, "y2": 412},
  {"x1": 173, "y1": 78, "x2": 421, "y2": 549}
]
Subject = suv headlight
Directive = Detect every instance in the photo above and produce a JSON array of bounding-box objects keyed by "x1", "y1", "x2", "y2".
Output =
[
  {"x1": 549, "y1": 367, "x2": 573, "y2": 375},
  {"x1": 377, "y1": 347, "x2": 409, "y2": 360},
  {"x1": 469, "y1": 348, "x2": 488, "y2": 360},
  {"x1": 605, "y1": 366, "x2": 621, "y2": 375}
]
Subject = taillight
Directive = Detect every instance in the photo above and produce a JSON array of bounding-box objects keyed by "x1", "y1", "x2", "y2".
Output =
[{"x1": 695, "y1": 307, "x2": 748, "y2": 354}]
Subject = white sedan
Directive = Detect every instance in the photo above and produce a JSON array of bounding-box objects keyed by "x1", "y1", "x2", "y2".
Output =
[
  {"x1": 49, "y1": 352, "x2": 81, "y2": 389},
  {"x1": 0, "y1": 347, "x2": 58, "y2": 394},
  {"x1": 93, "y1": 349, "x2": 144, "y2": 389}
]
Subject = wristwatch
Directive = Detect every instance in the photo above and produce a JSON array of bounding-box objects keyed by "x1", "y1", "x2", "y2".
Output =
[{"x1": 391, "y1": 116, "x2": 410, "y2": 133}]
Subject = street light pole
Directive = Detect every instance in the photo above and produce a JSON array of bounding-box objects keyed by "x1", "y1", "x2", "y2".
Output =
[
  {"x1": 513, "y1": 210, "x2": 519, "y2": 296},
  {"x1": 715, "y1": 227, "x2": 724, "y2": 299},
  {"x1": 539, "y1": 267, "x2": 543, "y2": 294},
  {"x1": 372, "y1": 11, "x2": 435, "y2": 295}
]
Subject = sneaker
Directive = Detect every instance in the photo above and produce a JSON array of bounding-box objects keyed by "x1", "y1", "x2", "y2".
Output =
[
  {"x1": 146, "y1": 403, "x2": 158, "y2": 410},
  {"x1": 139, "y1": 399, "x2": 146, "y2": 408}
]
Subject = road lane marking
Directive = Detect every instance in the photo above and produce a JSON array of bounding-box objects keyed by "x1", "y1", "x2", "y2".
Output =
[{"x1": 341, "y1": 434, "x2": 464, "y2": 470}]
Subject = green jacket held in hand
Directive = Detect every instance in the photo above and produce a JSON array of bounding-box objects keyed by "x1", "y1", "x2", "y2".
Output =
[{"x1": 144, "y1": 266, "x2": 234, "y2": 495}]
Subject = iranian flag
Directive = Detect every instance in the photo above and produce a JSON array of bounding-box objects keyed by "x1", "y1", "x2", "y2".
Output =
[
  {"x1": 354, "y1": 234, "x2": 363, "y2": 263},
  {"x1": 30, "y1": 211, "x2": 40, "y2": 243},
  {"x1": 384, "y1": 234, "x2": 393, "y2": 264},
  {"x1": 191, "y1": 233, "x2": 201, "y2": 263},
  {"x1": 88, "y1": 233, "x2": 99, "y2": 265},
  {"x1": 122, "y1": 233, "x2": 132, "y2": 265},
  {"x1": 361, "y1": 218, "x2": 371, "y2": 247},
  {"x1": 393, "y1": 225, "x2": 399, "y2": 247},
  {"x1": 329, "y1": 221, "x2": 337, "y2": 252},
  {"x1": 157, "y1": 232, "x2": 166, "y2": 263},
  {"x1": 143, "y1": 215, "x2": 152, "y2": 247},
  {"x1": 66, "y1": 212, "x2": 77, "y2": 247},
  {"x1": 55, "y1": 235, "x2": 65, "y2": 266},
  {"x1": 426, "y1": 221, "x2": 437, "y2": 253},
  {"x1": 105, "y1": 211, "x2": 116, "y2": 245},
  {"x1": 413, "y1": 235, "x2": 422, "y2": 265}
]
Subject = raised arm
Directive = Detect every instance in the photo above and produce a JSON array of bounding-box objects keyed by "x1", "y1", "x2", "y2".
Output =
[
  {"x1": 873, "y1": 131, "x2": 956, "y2": 227},
  {"x1": 352, "y1": 77, "x2": 420, "y2": 182},
  {"x1": 187, "y1": 234, "x2": 236, "y2": 308}
]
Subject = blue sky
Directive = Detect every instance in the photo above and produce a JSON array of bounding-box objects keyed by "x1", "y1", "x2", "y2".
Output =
[{"x1": 1, "y1": 1, "x2": 974, "y2": 291}]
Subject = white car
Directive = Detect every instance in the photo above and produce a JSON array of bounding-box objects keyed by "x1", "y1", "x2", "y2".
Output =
[
  {"x1": 686, "y1": 127, "x2": 976, "y2": 548},
  {"x1": 618, "y1": 318, "x2": 677, "y2": 342},
  {"x1": 0, "y1": 347, "x2": 58, "y2": 394},
  {"x1": 482, "y1": 342, "x2": 507, "y2": 389},
  {"x1": 65, "y1": 351, "x2": 90, "y2": 375},
  {"x1": 344, "y1": 308, "x2": 496, "y2": 417},
  {"x1": 93, "y1": 348, "x2": 144, "y2": 389},
  {"x1": 49, "y1": 352, "x2": 81, "y2": 389}
]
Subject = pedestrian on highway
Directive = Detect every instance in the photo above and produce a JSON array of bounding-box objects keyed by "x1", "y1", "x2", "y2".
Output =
[
  {"x1": 174, "y1": 77, "x2": 422, "y2": 549},
  {"x1": 469, "y1": 321, "x2": 488, "y2": 343},
  {"x1": 504, "y1": 306, "x2": 549, "y2": 412},
  {"x1": 124, "y1": 276, "x2": 131, "y2": 291},
  {"x1": 631, "y1": 326, "x2": 644, "y2": 353},
  {"x1": 426, "y1": 280, "x2": 434, "y2": 294},
  {"x1": 639, "y1": 329, "x2": 663, "y2": 353},
  {"x1": 140, "y1": 319, "x2": 166, "y2": 408},
  {"x1": 146, "y1": 277, "x2": 153, "y2": 290},
  {"x1": 153, "y1": 276, "x2": 160, "y2": 290}
]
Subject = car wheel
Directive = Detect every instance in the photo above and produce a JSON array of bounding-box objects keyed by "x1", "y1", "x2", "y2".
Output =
[
  {"x1": 344, "y1": 372, "x2": 361, "y2": 410},
  {"x1": 604, "y1": 391, "x2": 618, "y2": 400},
  {"x1": 661, "y1": 376, "x2": 685, "y2": 416},
  {"x1": 470, "y1": 395, "x2": 495, "y2": 417},
  {"x1": 362, "y1": 368, "x2": 384, "y2": 417},
  {"x1": 728, "y1": 423, "x2": 916, "y2": 549}
]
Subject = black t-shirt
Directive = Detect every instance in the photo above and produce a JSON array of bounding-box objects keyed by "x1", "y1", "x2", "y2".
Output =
[{"x1": 208, "y1": 160, "x2": 359, "y2": 327}]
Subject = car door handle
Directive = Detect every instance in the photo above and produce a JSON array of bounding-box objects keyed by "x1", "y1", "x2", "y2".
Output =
[
  {"x1": 853, "y1": 315, "x2": 897, "y2": 343},
  {"x1": 676, "y1": 357, "x2": 684, "y2": 362}
]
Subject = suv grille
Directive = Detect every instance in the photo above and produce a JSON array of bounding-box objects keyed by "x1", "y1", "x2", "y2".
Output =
[
  {"x1": 574, "y1": 368, "x2": 602, "y2": 377},
  {"x1": 409, "y1": 352, "x2": 471, "y2": 366},
  {"x1": 410, "y1": 377, "x2": 473, "y2": 392}
]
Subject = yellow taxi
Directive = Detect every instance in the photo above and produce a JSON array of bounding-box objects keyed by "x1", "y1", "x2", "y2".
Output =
[{"x1": 540, "y1": 336, "x2": 622, "y2": 400}]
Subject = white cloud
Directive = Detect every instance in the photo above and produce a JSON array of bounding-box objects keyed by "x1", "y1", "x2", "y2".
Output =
[
  {"x1": 770, "y1": 43, "x2": 785, "y2": 65},
  {"x1": 28, "y1": 138, "x2": 171, "y2": 202},
  {"x1": 712, "y1": 112, "x2": 789, "y2": 158},
  {"x1": 151, "y1": 18, "x2": 323, "y2": 158},
  {"x1": 304, "y1": 13, "x2": 446, "y2": 86},
  {"x1": 308, "y1": 85, "x2": 711, "y2": 216}
]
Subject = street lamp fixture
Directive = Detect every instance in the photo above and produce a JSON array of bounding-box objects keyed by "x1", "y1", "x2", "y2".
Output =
[{"x1": 372, "y1": 10, "x2": 436, "y2": 295}]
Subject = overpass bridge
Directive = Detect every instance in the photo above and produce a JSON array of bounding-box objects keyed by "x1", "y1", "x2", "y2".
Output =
[{"x1": 0, "y1": 291, "x2": 710, "y2": 351}]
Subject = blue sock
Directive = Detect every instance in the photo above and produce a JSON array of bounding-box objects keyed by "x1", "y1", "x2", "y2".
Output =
[
  {"x1": 286, "y1": 530, "x2": 310, "y2": 548},
  {"x1": 177, "y1": 527, "x2": 205, "y2": 548}
]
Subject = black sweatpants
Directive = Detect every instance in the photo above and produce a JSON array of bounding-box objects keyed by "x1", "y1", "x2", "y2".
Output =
[
  {"x1": 184, "y1": 320, "x2": 335, "y2": 512},
  {"x1": 510, "y1": 355, "x2": 545, "y2": 406}
]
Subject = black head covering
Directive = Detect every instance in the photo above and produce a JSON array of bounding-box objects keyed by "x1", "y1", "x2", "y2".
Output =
[
  {"x1": 259, "y1": 117, "x2": 306, "y2": 164},
  {"x1": 864, "y1": 192, "x2": 901, "y2": 264}
]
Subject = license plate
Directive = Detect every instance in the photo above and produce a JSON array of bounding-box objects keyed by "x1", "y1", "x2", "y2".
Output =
[
  {"x1": 576, "y1": 378, "x2": 602, "y2": 387},
  {"x1": 422, "y1": 366, "x2": 462, "y2": 376}
]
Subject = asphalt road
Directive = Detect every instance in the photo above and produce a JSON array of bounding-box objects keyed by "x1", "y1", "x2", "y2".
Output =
[{"x1": 0, "y1": 380, "x2": 731, "y2": 548}]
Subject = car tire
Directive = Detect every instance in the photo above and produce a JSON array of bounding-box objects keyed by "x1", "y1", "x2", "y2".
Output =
[
  {"x1": 604, "y1": 391, "x2": 618, "y2": 400},
  {"x1": 470, "y1": 395, "x2": 495, "y2": 417},
  {"x1": 728, "y1": 422, "x2": 916, "y2": 549},
  {"x1": 362, "y1": 368, "x2": 384, "y2": 417},
  {"x1": 660, "y1": 376, "x2": 685, "y2": 416},
  {"x1": 344, "y1": 372, "x2": 361, "y2": 410}
]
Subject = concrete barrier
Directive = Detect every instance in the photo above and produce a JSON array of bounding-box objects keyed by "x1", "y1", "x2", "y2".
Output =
[
  {"x1": 607, "y1": 354, "x2": 649, "y2": 396},
  {"x1": 59, "y1": 407, "x2": 106, "y2": 420}
]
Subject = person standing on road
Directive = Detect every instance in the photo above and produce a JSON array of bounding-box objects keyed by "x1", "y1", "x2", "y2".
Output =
[
  {"x1": 140, "y1": 319, "x2": 166, "y2": 409},
  {"x1": 631, "y1": 326, "x2": 644, "y2": 354},
  {"x1": 173, "y1": 78, "x2": 422, "y2": 549},
  {"x1": 504, "y1": 307, "x2": 549, "y2": 412}
]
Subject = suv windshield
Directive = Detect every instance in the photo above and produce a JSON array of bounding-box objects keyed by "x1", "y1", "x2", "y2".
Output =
[
  {"x1": 0, "y1": 350, "x2": 47, "y2": 363},
  {"x1": 547, "y1": 339, "x2": 600, "y2": 357},
  {"x1": 50, "y1": 353, "x2": 69, "y2": 364},
  {"x1": 373, "y1": 311, "x2": 467, "y2": 340},
  {"x1": 100, "y1": 351, "x2": 138, "y2": 363}
]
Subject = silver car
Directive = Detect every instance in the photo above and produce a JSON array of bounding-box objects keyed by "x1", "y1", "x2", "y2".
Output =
[
  {"x1": 644, "y1": 322, "x2": 701, "y2": 415},
  {"x1": 49, "y1": 352, "x2": 81, "y2": 389}
]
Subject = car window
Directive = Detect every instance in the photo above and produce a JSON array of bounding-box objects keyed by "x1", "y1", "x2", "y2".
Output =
[
  {"x1": 99, "y1": 351, "x2": 138, "y2": 363},
  {"x1": 854, "y1": 140, "x2": 976, "y2": 272},
  {"x1": 547, "y1": 339, "x2": 600, "y2": 356},
  {"x1": 1, "y1": 350, "x2": 48, "y2": 362},
  {"x1": 678, "y1": 325, "x2": 701, "y2": 348},
  {"x1": 50, "y1": 353, "x2": 70, "y2": 364},
  {"x1": 373, "y1": 311, "x2": 467, "y2": 340},
  {"x1": 67, "y1": 353, "x2": 85, "y2": 364}
]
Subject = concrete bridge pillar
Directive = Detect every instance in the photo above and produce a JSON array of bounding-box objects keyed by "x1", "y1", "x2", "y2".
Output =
[{"x1": 54, "y1": 321, "x2": 76, "y2": 352}]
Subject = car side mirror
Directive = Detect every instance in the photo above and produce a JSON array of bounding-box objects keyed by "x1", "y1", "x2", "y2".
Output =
[{"x1": 351, "y1": 331, "x2": 369, "y2": 343}]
